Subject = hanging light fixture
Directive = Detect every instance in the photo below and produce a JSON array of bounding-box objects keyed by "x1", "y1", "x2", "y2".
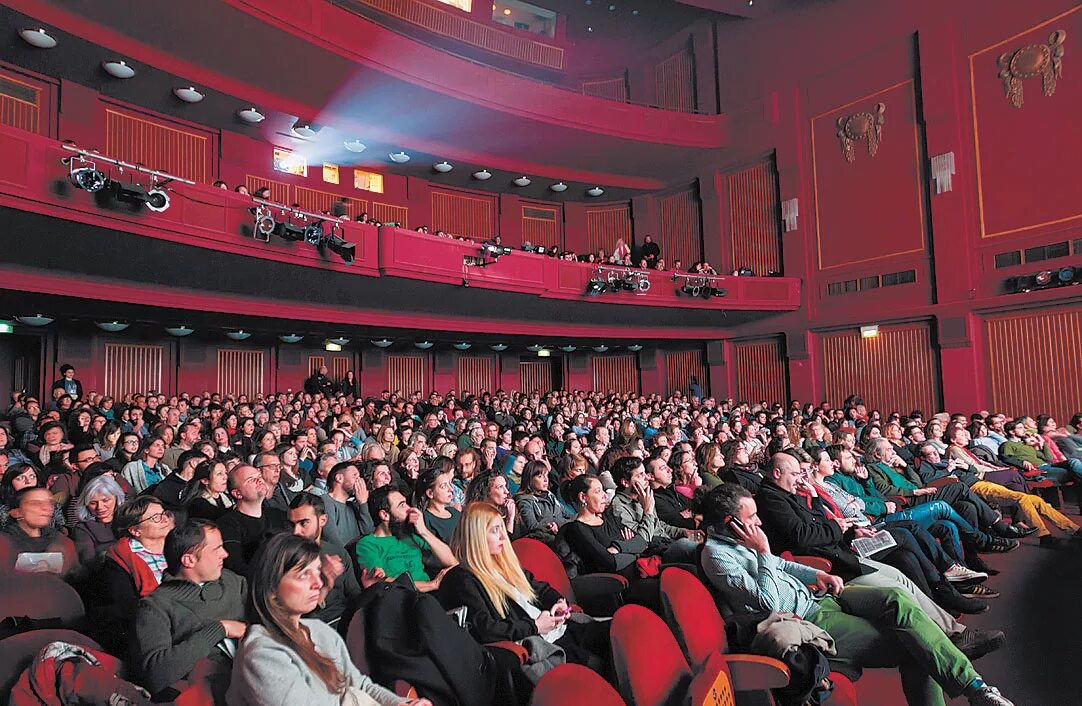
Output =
[
  {"x1": 16, "y1": 314, "x2": 54, "y2": 327},
  {"x1": 559, "y1": 345, "x2": 577, "y2": 352},
  {"x1": 489, "y1": 343, "x2": 508, "y2": 352},
  {"x1": 472, "y1": 169, "x2": 492, "y2": 181},
  {"x1": 96, "y1": 321, "x2": 129, "y2": 332},
  {"x1": 327, "y1": 337, "x2": 350, "y2": 347},
  {"x1": 165, "y1": 325, "x2": 194, "y2": 337},
  {"x1": 225, "y1": 330, "x2": 251, "y2": 341},
  {"x1": 414, "y1": 341, "x2": 434, "y2": 350},
  {"x1": 370, "y1": 339, "x2": 393, "y2": 348},
  {"x1": 453, "y1": 342, "x2": 472, "y2": 350},
  {"x1": 592, "y1": 345, "x2": 609, "y2": 353},
  {"x1": 549, "y1": 182, "x2": 568, "y2": 193},
  {"x1": 389, "y1": 152, "x2": 410, "y2": 163},
  {"x1": 279, "y1": 334, "x2": 303, "y2": 344}
]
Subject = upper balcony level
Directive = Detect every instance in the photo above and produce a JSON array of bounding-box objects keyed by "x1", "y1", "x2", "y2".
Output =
[
  {"x1": 1, "y1": 0, "x2": 726, "y2": 188},
  {"x1": 0, "y1": 125, "x2": 799, "y2": 342}
]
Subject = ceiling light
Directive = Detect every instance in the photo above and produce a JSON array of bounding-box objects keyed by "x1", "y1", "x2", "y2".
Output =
[
  {"x1": 587, "y1": 27, "x2": 594, "y2": 32},
  {"x1": 226, "y1": 330, "x2": 251, "y2": 341},
  {"x1": 472, "y1": 169, "x2": 492, "y2": 181},
  {"x1": 626, "y1": 344, "x2": 643, "y2": 352},
  {"x1": 550, "y1": 182, "x2": 568, "y2": 192},
  {"x1": 325, "y1": 341, "x2": 342, "y2": 352},
  {"x1": 489, "y1": 343, "x2": 508, "y2": 352},
  {"x1": 16, "y1": 314, "x2": 54, "y2": 327},
  {"x1": 237, "y1": 107, "x2": 265, "y2": 123},
  {"x1": 344, "y1": 140, "x2": 367, "y2": 153},
  {"x1": 101, "y1": 61, "x2": 135, "y2": 79},
  {"x1": 632, "y1": 9, "x2": 639, "y2": 15},
  {"x1": 608, "y1": 4, "x2": 616, "y2": 10},
  {"x1": 433, "y1": 161, "x2": 453, "y2": 173},
  {"x1": 389, "y1": 151, "x2": 410, "y2": 163},
  {"x1": 453, "y1": 342, "x2": 472, "y2": 350},
  {"x1": 559, "y1": 345, "x2": 576, "y2": 352},
  {"x1": 371, "y1": 339, "x2": 393, "y2": 348},
  {"x1": 586, "y1": 186, "x2": 604, "y2": 197},
  {"x1": 513, "y1": 176, "x2": 532, "y2": 187},
  {"x1": 593, "y1": 345, "x2": 609, "y2": 353},
  {"x1": 527, "y1": 344, "x2": 543, "y2": 352},
  {"x1": 860, "y1": 325, "x2": 879, "y2": 339},
  {"x1": 19, "y1": 28, "x2": 57, "y2": 49},
  {"x1": 328, "y1": 337, "x2": 350, "y2": 346},
  {"x1": 415, "y1": 341, "x2": 434, "y2": 350},
  {"x1": 292, "y1": 121, "x2": 318, "y2": 138},
  {"x1": 173, "y1": 86, "x2": 204, "y2": 103},
  {"x1": 165, "y1": 325, "x2": 194, "y2": 337},
  {"x1": 96, "y1": 321, "x2": 129, "y2": 333},
  {"x1": 279, "y1": 334, "x2": 303, "y2": 344}
]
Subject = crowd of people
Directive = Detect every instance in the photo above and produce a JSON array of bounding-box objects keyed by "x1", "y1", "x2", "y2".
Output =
[{"x1": 3, "y1": 366, "x2": 1078, "y2": 705}]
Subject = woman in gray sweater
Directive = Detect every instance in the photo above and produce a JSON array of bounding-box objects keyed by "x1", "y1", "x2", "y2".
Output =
[
  {"x1": 227, "y1": 534, "x2": 431, "y2": 706},
  {"x1": 514, "y1": 460, "x2": 575, "y2": 536}
]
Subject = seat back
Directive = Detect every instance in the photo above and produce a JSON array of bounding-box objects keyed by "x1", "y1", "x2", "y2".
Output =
[
  {"x1": 344, "y1": 608, "x2": 370, "y2": 673},
  {"x1": 0, "y1": 629, "x2": 103, "y2": 695},
  {"x1": 610, "y1": 604, "x2": 692, "y2": 706},
  {"x1": 688, "y1": 653, "x2": 737, "y2": 706},
  {"x1": 512, "y1": 538, "x2": 575, "y2": 601},
  {"x1": 0, "y1": 572, "x2": 85, "y2": 626},
  {"x1": 659, "y1": 567, "x2": 727, "y2": 669},
  {"x1": 529, "y1": 663, "x2": 626, "y2": 706}
]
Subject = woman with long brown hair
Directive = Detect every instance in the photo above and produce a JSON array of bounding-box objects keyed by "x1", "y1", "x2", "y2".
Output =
[{"x1": 229, "y1": 533, "x2": 431, "y2": 706}]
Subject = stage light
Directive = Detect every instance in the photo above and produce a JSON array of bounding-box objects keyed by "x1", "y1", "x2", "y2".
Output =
[
  {"x1": 711, "y1": 287, "x2": 728, "y2": 297},
  {"x1": 620, "y1": 275, "x2": 638, "y2": 292},
  {"x1": 69, "y1": 162, "x2": 107, "y2": 192},
  {"x1": 537, "y1": 349, "x2": 551, "y2": 357},
  {"x1": 585, "y1": 278, "x2": 607, "y2": 296},
  {"x1": 303, "y1": 221, "x2": 325, "y2": 245},
  {"x1": 324, "y1": 341, "x2": 342, "y2": 352},
  {"x1": 272, "y1": 220, "x2": 305, "y2": 242},
  {"x1": 637, "y1": 276, "x2": 651, "y2": 293},
  {"x1": 481, "y1": 243, "x2": 512, "y2": 257},
  {"x1": 322, "y1": 225, "x2": 356, "y2": 264},
  {"x1": 1034, "y1": 270, "x2": 1054, "y2": 287},
  {"x1": 107, "y1": 179, "x2": 150, "y2": 207},
  {"x1": 145, "y1": 188, "x2": 171, "y2": 212},
  {"x1": 1059, "y1": 266, "x2": 1078, "y2": 283},
  {"x1": 254, "y1": 207, "x2": 275, "y2": 241}
]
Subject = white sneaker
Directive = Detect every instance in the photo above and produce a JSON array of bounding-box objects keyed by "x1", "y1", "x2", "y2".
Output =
[
  {"x1": 967, "y1": 685, "x2": 1015, "y2": 706},
  {"x1": 944, "y1": 564, "x2": 989, "y2": 583}
]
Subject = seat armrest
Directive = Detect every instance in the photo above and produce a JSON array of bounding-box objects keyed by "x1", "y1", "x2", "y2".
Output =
[
  {"x1": 394, "y1": 680, "x2": 418, "y2": 698},
  {"x1": 787, "y1": 555, "x2": 832, "y2": 573},
  {"x1": 487, "y1": 640, "x2": 529, "y2": 664},
  {"x1": 723, "y1": 653, "x2": 791, "y2": 691}
]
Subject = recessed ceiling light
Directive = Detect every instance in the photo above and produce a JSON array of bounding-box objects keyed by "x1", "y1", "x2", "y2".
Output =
[
  {"x1": 173, "y1": 86, "x2": 204, "y2": 103},
  {"x1": 433, "y1": 161, "x2": 453, "y2": 173},
  {"x1": 587, "y1": 26, "x2": 594, "y2": 32},
  {"x1": 344, "y1": 140, "x2": 367, "y2": 153},
  {"x1": 632, "y1": 9, "x2": 639, "y2": 15},
  {"x1": 101, "y1": 60, "x2": 135, "y2": 79},
  {"x1": 550, "y1": 182, "x2": 568, "y2": 192},
  {"x1": 503, "y1": 8, "x2": 512, "y2": 15},
  {"x1": 389, "y1": 151, "x2": 410, "y2": 163},
  {"x1": 292, "y1": 120, "x2": 318, "y2": 138},
  {"x1": 586, "y1": 186, "x2": 604, "y2": 197},
  {"x1": 473, "y1": 169, "x2": 492, "y2": 180},
  {"x1": 19, "y1": 28, "x2": 57, "y2": 49},
  {"x1": 513, "y1": 176, "x2": 531, "y2": 187},
  {"x1": 237, "y1": 107, "x2": 265, "y2": 123},
  {"x1": 608, "y1": 4, "x2": 616, "y2": 10}
]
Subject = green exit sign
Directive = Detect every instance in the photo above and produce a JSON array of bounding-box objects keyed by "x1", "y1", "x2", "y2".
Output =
[{"x1": 0, "y1": 321, "x2": 13, "y2": 334}]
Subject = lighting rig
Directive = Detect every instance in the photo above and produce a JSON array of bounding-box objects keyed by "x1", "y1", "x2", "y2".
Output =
[
  {"x1": 62, "y1": 144, "x2": 187, "y2": 213},
  {"x1": 1004, "y1": 264, "x2": 1080, "y2": 294},
  {"x1": 585, "y1": 265, "x2": 652, "y2": 296},
  {"x1": 253, "y1": 199, "x2": 356, "y2": 263},
  {"x1": 671, "y1": 272, "x2": 729, "y2": 299}
]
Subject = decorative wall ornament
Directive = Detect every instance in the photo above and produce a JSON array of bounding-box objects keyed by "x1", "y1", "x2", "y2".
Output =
[
  {"x1": 781, "y1": 198, "x2": 799, "y2": 232},
  {"x1": 836, "y1": 103, "x2": 886, "y2": 163},
  {"x1": 997, "y1": 30, "x2": 1066, "y2": 108},
  {"x1": 930, "y1": 152, "x2": 956, "y2": 194}
]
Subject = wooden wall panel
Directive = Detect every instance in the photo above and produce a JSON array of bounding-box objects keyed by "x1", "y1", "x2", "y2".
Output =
[
  {"x1": 431, "y1": 189, "x2": 496, "y2": 240},
  {"x1": 985, "y1": 306, "x2": 1082, "y2": 422},
  {"x1": 733, "y1": 338, "x2": 789, "y2": 404},
  {"x1": 104, "y1": 107, "x2": 210, "y2": 183},
  {"x1": 653, "y1": 42, "x2": 696, "y2": 112},
  {"x1": 521, "y1": 203, "x2": 561, "y2": 250},
  {"x1": 592, "y1": 355, "x2": 640, "y2": 394},
  {"x1": 103, "y1": 343, "x2": 163, "y2": 400},
  {"x1": 519, "y1": 361, "x2": 552, "y2": 394},
  {"x1": 585, "y1": 204, "x2": 632, "y2": 258},
  {"x1": 665, "y1": 349, "x2": 705, "y2": 397},
  {"x1": 582, "y1": 76, "x2": 629, "y2": 102},
  {"x1": 819, "y1": 323, "x2": 938, "y2": 414},
  {"x1": 245, "y1": 175, "x2": 291, "y2": 204},
  {"x1": 0, "y1": 70, "x2": 43, "y2": 134},
  {"x1": 727, "y1": 160, "x2": 781, "y2": 275},
  {"x1": 331, "y1": 356, "x2": 351, "y2": 383},
  {"x1": 658, "y1": 187, "x2": 702, "y2": 267},
  {"x1": 457, "y1": 355, "x2": 496, "y2": 394},
  {"x1": 217, "y1": 349, "x2": 264, "y2": 398},
  {"x1": 308, "y1": 355, "x2": 325, "y2": 374},
  {"x1": 295, "y1": 186, "x2": 367, "y2": 219},
  {"x1": 372, "y1": 202, "x2": 408, "y2": 227},
  {"x1": 387, "y1": 354, "x2": 427, "y2": 395}
]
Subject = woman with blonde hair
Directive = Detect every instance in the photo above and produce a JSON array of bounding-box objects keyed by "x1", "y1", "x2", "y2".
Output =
[{"x1": 437, "y1": 502, "x2": 609, "y2": 672}]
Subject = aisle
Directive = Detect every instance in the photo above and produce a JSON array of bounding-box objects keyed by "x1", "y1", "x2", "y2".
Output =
[{"x1": 854, "y1": 519, "x2": 1082, "y2": 705}]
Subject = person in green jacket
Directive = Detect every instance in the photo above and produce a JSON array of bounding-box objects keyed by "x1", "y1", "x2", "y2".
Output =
[{"x1": 999, "y1": 420, "x2": 1082, "y2": 485}]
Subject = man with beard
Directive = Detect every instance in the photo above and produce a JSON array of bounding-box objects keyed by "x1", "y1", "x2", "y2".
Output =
[
  {"x1": 287, "y1": 492, "x2": 363, "y2": 629},
  {"x1": 354, "y1": 485, "x2": 456, "y2": 592}
]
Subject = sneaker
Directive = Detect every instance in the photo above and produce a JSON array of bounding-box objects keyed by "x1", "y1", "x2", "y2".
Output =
[
  {"x1": 951, "y1": 629, "x2": 1006, "y2": 660},
  {"x1": 934, "y1": 583, "x2": 988, "y2": 615},
  {"x1": 967, "y1": 685, "x2": 1015, "y2": 706},
  {"x1": 959, "y1": 583, "x2": 1000, "y2": 599},
  {"x1": 980, "y1": 538, "x2": 1018, "y2": 553},
  {"x1": 944, "y1": 565, "x2": 989, "y2": 583}
]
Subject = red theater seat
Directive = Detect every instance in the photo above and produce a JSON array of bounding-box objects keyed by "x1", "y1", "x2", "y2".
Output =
[
  {"x1": 0, "y1": 629, "x2": 104, "y2": 695},
  {"x1": 0, "y1": 572, "x2": 85, "y2": 629},
  {"x1": 529, "y1": 663, "x2": 626, "y2": 706},
  {"x1": 513, "y1": 538, "x2": 628, "y2": 616}
]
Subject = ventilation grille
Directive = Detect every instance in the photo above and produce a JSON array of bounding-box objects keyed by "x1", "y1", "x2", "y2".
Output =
[{"x1": 828, "y1": 269, "x2": 916, "y2": 296}]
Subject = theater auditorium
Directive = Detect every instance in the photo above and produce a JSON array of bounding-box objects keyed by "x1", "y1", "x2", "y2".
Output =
[{"x1": 0, "y1": 0, "x2": 1079, "y2": 704}]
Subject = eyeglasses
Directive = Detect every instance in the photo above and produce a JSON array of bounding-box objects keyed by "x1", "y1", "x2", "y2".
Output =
[{"x1": 136, "y1": 509, "x2": 174, "y2": 525}]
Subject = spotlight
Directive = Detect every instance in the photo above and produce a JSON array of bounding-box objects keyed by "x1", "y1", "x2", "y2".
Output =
[
  {"x1": 620, "y1": 275, "x2": 637, "y2": 292},
  {"x1": 700, "y1": 285, "x2": 713, "y2": 299},
  {"x1": 637, "y1": 276, "x2": 651, "y2": 293},
  {"x1": 586, "y1": 278, "x2": 606, "y2": 296},
  {"x1": 462, "y1": 278, "x2": 470, "y2": 287},
  {"x1": 481, "y1": 243, "x2": 512, "y2": 257},
  {"x1": 106, "y1": 179, "x2": 150, "y2": 208},
  {"x1": 68, "y1": 159, "x2": 107, "y2": 192},
  {"x1": 1034, "y1": 270, "x2": 1053, "y2": 287},
  {"x1": 254, "y1": 207, "x2": 275, "y2": 241},
  {"x1": 1059, "y1": 266, "x2": 1078, "y2": 283},
  {"x1": 304, "y1": 221, "x2": 325, "y2": 245},
  {"x1": 145, "y1": 188, "x2": 171, "y2": 212},
  {"x1": 273, "y1": 220, "x2": 305, "y2": 242},
  {"x1": 711, "y1": 287, "x2": 728, "y2": 297},
  {"x1": 321, "y1": 225, "x2": 356, "y2": 263}
]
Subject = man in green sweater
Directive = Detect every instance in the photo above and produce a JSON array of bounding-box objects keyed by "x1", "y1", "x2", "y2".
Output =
[
  {"x1": 134, "y1": 518, "x2": 248, "y2": 700},
  {"x1": 999, "y1": 420, "x2": 1082, "y2": 484}
]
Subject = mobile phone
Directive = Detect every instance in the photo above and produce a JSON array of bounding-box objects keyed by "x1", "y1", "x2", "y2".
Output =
[{"x1": 724, "y1": 515, "x2": 747, "y2": 536}]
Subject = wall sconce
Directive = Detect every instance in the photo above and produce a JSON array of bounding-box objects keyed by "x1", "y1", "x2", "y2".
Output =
[
  {"x1": 781, "y1": 198, "x2": 799, "y2": 232},
  {"x1": 930, "y1": 152, "x2": 956, "y2": 194}
]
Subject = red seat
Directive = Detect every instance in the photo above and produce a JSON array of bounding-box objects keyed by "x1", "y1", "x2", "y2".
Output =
[
  {"x1": 529, "y1": 663, "x2": 626, "y2": 706},
  {"x1": 610, "y1": 603, "x2": 743, "y2": 706},
  {"x1": 0, "y1": 571, "x2": 85, "y2": 628},
  {"x1": 0, "y1": 629, "x2": 103, "y2": 695},
  {"x1": 512, "y1": 538, "x2": 628, "y2": 616},
  {"x1": 659, "y1": 567, "x2": 857, "y2": 706}
]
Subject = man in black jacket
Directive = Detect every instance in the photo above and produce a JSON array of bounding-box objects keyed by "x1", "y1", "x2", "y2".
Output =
[
  {"x1": 756, "y1": 453, "x2": 971, "y2": 637},
  {"x1": 304, "y1": 365, "x2": 336, "y2": 397},
  {"x1": 647, "y1": 455, "x2": 698, "y2": 530}
]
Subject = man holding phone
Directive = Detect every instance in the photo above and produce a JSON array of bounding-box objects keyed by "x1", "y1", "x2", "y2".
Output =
[{"x1": 700, "y1": 483, "x2": 1014, "y2": 706}]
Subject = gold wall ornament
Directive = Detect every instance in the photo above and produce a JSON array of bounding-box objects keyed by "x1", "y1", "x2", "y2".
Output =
[
  {"x1": 836, "y1": 102, "x2": 886, "y2": 163},
  {"x1": 997, "y1": 30, "x2": 1066, "y2": 108}
]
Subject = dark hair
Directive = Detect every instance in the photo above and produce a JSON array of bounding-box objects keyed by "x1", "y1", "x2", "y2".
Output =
[
  {"x1": 413, "y1": 465, "x2": 452, "y2": 509},
  {"x1": 60, "y1": 364, "x2": 74, "y2": 375},
  {"x1": 699, "y1": 483, "x2": 753, "y2": 534},
  {"x1": 113, "y1": 495, "x2": 163, "y2": 537},
  {"x1": 610, "y1": 456, "x2": 642, "y2": 488},
  {"x1": 825, "y1": 444, "x2": 848, "y2": 463},
  {"x1": 182, "y1": 459, "x2": 225, "y2": 505},
  {"x1": 464, "y1": 471, "x2": 504, "y2": 505},
  {"x1": 164, "y1": 518, "x2": 216, "y2": 574},
  {"x1": 518, "y1": 460, "x2": 550, "y2": 495},
  {"x1": 367, "y1": 484, "x2": 400, "y2": 525},
  {"x1": 563, "y1": 474, "x2": 598, "y2": 511},
  {"x1": 67, "y1": 443, "x2": 96, "y2": 465},
  {"x1": 250, "y1": 534, "x2": 345, "y2": 694},
  {"x1": 328, "y1": 462, "x2": 356, "y2": 490},
  {"x1": 176, "y1": 449, "x2": 208, "y2": 473},
  {"x1": 289, "y1": 491, "x2": 325, "y2": 515}
]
